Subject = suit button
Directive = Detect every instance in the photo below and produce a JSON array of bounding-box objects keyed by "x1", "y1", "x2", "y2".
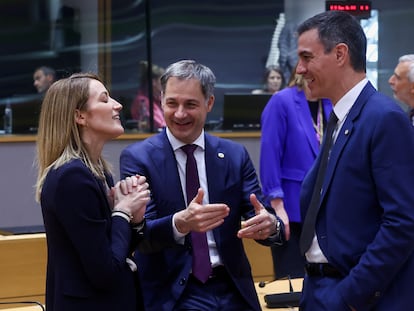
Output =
[{"x1": 179, "y1": 278, "x2": 186, "y2": 286}]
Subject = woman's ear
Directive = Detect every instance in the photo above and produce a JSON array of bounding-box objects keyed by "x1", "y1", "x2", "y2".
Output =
[{"x1": 75, "y1": 109, "x2": 86, "y2": 126}]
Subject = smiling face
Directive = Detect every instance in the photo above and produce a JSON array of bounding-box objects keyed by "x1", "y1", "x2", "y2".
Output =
[
  {"x1": 296, "y1": 28, "x2": 341, "y2": 103},
  {"x1": 76, "y1": 79, "x2": 124, "y2": 144},
  {"x1": 162, "y1": 77, "x2": 214, "y2": 144},
  {"x1": 388, "y1": 61, "x2": 414, "y2": 108}
]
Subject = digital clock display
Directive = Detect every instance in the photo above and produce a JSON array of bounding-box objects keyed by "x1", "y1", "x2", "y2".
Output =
[{"x1": 326, "y1": 1, "x2": 372, "y2": 18}]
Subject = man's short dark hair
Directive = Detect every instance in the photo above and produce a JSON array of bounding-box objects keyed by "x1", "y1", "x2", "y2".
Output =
[{"x1": 297, "y1": 11, "x2": 366, "y2": 73}]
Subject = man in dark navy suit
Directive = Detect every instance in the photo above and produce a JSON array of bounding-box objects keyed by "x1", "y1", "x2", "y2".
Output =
[
  {"x1": 297, "y1": 11, "x2": 414, "y2": 311},
  {"x1": 120, "y1": 60, "x2": 285, "y2": 311}
]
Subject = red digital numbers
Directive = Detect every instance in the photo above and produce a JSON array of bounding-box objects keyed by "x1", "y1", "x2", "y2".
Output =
[{"x1": 326, "y1": 1, "x2": 372, "y2": 18}]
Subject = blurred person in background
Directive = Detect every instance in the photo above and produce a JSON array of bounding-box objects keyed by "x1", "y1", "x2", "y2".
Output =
[
  {"x1": 260, "y1": 67, "x2": 332, "y2": 280},
  {"x1": 33, "y1": 66, "x2": 56, "y2": 94},
  {"x1": 130, "y1": 61, "x2": 166, "y2": 131},
  {"x1": 252, "y1": 65, "x2": 285, "y2": 94},
  {"x1": 388, "y1": 54, "x2": 414, "y2": 125}
]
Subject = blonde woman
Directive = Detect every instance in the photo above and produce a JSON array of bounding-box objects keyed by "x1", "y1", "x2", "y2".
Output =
[{"x1": 35, "y1": 73, "x2": 149, "y2": 311}]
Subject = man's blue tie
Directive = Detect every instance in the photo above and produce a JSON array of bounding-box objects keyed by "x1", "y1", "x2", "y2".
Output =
[
  {"x1": 181, "y1": 144, "x2": 212, "y2": 283},
  {"x1": 299, "y1": 111, "x2": 338, "y2": 255}
]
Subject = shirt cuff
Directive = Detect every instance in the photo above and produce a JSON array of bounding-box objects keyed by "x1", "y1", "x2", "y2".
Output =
[{"x1": 172, "y1": 213, "x2": 186, "y2": 245}]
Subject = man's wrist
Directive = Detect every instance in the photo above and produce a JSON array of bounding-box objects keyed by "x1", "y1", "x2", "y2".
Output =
[
  {"x1": 269, "y1": 215, "x2": 281, "y2": 237},
  {"x1": 174, "y1": 211, "x2": 190, "y2": 234}
]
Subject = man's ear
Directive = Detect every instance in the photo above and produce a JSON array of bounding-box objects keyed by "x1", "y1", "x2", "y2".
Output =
[
  {"x1": 335, "y1": 43, "x2": 348, "y2": 66},
  {"x1": 75, "y1": 109, "x2": 86, "y2": 126},
  {"x1": 46, "y1": 74, "x2": 54, "y2": 83},
  {"x1": 207, "y1": 95, "x2": 215, "y2": 112}
]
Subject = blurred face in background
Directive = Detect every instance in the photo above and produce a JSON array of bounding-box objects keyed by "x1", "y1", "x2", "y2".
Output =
[
  {"x1": 267, "y1": 69, "x2": 283, "y2": 93},
  {"x1": 388, "y1": 61, "x2": 414, "y2": 108},
  {"x1": 33, "y1": 69, "x2": 55, "y2": 94}
]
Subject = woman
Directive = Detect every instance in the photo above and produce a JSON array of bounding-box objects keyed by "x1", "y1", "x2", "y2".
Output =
[
  {"x1": 130, "y1": 61, "x2": 166, "y2": 131},
  {"x1": 260, "y1": 71, "x2": 332, "y2": 279},
  {"x1": 35, "y1": 72, "x2": 149, "y2": 311},
  {"x1": 252, "y1": 65, "x2": 285, "y2": 94}
]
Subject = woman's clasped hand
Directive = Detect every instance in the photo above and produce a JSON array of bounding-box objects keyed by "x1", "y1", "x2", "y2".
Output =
[{"x1": 112, "y1": 174, "x2": 150, "y2": 224}]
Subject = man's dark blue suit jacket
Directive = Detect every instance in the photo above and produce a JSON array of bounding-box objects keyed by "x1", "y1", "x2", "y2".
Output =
[
  {"x1": 300, "y1": 82, "x2": 414, "y2": 310},
  {"x1": 120, "y1": 131, "x2": 284, "y2": 311}
]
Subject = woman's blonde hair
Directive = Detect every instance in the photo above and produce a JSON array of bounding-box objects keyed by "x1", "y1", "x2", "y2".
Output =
[
  {"x1": 288, "y1": 62, "x2": 307, "y2": 90},
  {"x1": 288, "y1": 72, "x2": 307, "y2": 90},
  {"x1": 35, "y1": 72, "x2": 111, "y2": 202}
]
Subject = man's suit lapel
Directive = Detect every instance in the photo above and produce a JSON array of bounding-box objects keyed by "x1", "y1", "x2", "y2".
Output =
[
  {"x1": 321, "y1": 82, "x2": 376, "y2": 201},
  {"x1": 204, "y1": 134, "x2": 226, "y2": 246},
  {"x1": 152, "y1": 132, "x2": 186, "y2": 213}
]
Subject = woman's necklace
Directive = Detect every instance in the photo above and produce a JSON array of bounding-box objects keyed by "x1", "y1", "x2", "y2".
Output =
[{"x1": 311, "y1": 100, "x2": 324, "y2": 145}]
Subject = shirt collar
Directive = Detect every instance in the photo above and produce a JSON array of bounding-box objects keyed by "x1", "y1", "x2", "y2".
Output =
[
  {"x1": 333, "y1": 78, "x2": 369, "y2": 123},
  {"x1": 166, "y1": 127, "x2": 205, "y2": 151}
]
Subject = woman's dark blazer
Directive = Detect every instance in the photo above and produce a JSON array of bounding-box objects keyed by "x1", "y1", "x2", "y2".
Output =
[{"x1": 40, "y1": 159, "x2": 141, "y2": 311}]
